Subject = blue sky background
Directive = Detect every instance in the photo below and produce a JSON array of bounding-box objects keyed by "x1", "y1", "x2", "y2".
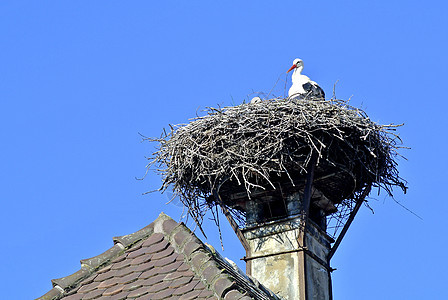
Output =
[{"x1": 1, "y1": 1, "x2": 447, "y2": 299}]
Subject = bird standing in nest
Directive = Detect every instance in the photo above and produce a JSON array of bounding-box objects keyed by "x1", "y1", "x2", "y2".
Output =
[{"x1": 287, "y1": 58, "x2": 325, "y2": 100}]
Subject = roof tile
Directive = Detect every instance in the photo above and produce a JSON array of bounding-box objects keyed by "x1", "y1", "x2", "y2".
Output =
[
  {"x1": 61, "y1": 294, "x2": 82, "y2": 300},
  {"x1": 112, "y1": 222, "x2": 155, "y2": 248},
  {"x1": 213, "y1": 276, "x2": 236, "y2": 297},
  {"x1": 102, "y1": 285, "x2": 124, "y2": 296},
  {"x1": 161, "y1": 217, "x2": 179, "y2": 235},
  {"x1": 183, "y1": 238, "x2": 203, "y2": 258},
  {"x1": 51, "y1": 267, "x2": 92, "y2": 290},
  {"x1": 106, "y1": 290, "x2": 129, "y2": 300},
  {"x1": 202, "y1": 263, "x2": 223, "y2": 284},
  {"x1": 149, "y1": 288, "x2": 177, "y2": 300},
  {"x1": 158, "y1": 260, "x2": 183, "y2": 275},
  {"x1": 38, "y1": 288, "x2": 63, "y2": 300},
  {"x1": 127, "y1": 244, "x2": 148, "y2": 259},
  {"x1": 190, "y1": 251, "x2": 212, "y2": 273},
  {"x1": 93, "y1": 269, "x2": 116, "y2": 282},
  {"x1": 197, "y1": 289, "x2": 216, "y2": 298},
  {"x1": 136, "y1": 276, "x2": 164, "y2": 287},
  {"x1": 126, "y1": 279, "x2": 145, "y2": 291},
  {"x1": 80, "y1": 243, "x2": 124, "y2": 270},
  {"x1": 151, "y1": 246, "x2": 174, "y2": 260},
  {"x1": 96, "y1": 264, "x2": 112, "y2": 274},
  {"x1": 138, "y1": 272, "x2": 166, "y2": 284},
  {"x1": 146, "y1": 238, "x2": 169, "y2": 254},
  {"x1": 147, "y1": 280, "x2": 171, "y2": 293},
  {"x1": 133, "y1": 260, "x2": 155, "y2": 273},
  {"x1": 140, "y1": 291, "x2": 157, "y2": 299},
  {"x1": 127, "y1": 286, "x2": 150, "y2": 298},
  {"x1": 77, "y1": 281, "x2": 100, "y2": 294},
  {"x1": 82, "y1": 288, "x2": 105, "y2": 300},
  {"x1": 176, "y1": 263, "x2": 191, "y2": 272},
  {"x1": 141, "y1": 232, "x2": 165, "y2": 247},
  {"x1": 110, "y1": 254, "x2": 126, "y2": 264},
  {"x1": 129, "y1": 253, "x2": 152, "y2": 265},
  {"x1": 138, "y1": 268, "x2": 164, "y2": 280},
  {"x1": 96, "y1": 277, "x2": 118, "y2": 289},
  {"x1": 163, "y1": 270, "x2": 184, "y2": 281},
  {"x1": 117, "y1": 272, "x2": 141, "y2": 285},
  {"x1": 169, "y1": 275, "x2": 193, "y2": 289},
  {"x1": 78, "y1": 274, "x2": 96, "y2": 286},
  {"x1": 115, "y1": 267, "x2": 134, "y2": 278},
  {"x1": 172, "y1": 227, "x2": 193, "y2": 250},
  {"x1": 179, "y1": 289, "x2": 203, "y2": 300},
  {"x1": 153, "y1": 254, "x2": 177, "y2": 268},
  {"x1": 111, "y1": 257, "x2": 131, "y2": 270},
  {"x1": 173, "y1": 279, "x2": 201, "y2": 295},
  {"x1": 224, "y1": 290, "x2": 245, "y2": 300},
  {"x1": 126, "y1": 242, "x2": 143, "y2": 254}
]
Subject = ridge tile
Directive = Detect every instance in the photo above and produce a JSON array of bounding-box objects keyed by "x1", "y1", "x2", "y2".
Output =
[
  {"x1": 112, "y1": 223, "x2": 155, "y2": 248},
  {"x1": 51, "y1": 267, "x2": 91, "y2": 290},
  {"x1": 80, "y1": 244, "x2": 124, "y2": 270}
]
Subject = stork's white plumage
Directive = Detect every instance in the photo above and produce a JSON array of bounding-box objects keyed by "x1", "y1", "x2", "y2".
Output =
[
  {"x1": 250, "y1": 96, "x2": 262, "y2": 104},
  {"x1": 287, "y1": 58, "x2": 325, "y2": 100}
]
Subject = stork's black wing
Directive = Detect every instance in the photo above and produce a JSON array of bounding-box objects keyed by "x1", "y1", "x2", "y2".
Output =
[{"x1": 303, "y1": 82, "x2": 325, "y2": 100}]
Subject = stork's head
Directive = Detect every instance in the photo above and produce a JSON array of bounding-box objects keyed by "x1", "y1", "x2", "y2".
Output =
[{"x1": 287, "y1": 58, "x2": 304, "y2": 73}]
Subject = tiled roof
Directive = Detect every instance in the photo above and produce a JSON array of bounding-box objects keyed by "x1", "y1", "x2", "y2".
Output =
[{"x1": 37, "y1": 213, "x2": 279, "y2": 300}]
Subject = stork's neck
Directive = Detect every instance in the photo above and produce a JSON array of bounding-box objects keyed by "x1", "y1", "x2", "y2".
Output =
[
  {"x1": 294, "y1": 65, "x2": 303, "y2": 75},
  {"x1": 291, "y1": 66, "x2": 306, "y2": 83}
]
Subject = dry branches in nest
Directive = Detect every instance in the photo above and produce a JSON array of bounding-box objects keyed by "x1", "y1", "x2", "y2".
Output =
[{"x1": 144, "y1": 98, "x2": 407, "y2": 228}]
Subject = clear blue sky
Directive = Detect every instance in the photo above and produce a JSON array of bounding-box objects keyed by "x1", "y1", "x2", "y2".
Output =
[{"x1": 1, "y1": 1, "x2": 447, "y2": 299}]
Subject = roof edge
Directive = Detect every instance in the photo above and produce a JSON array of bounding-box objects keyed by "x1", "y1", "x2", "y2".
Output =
[
  {"x1": 36, "y1": 287, "x2": 63, "y2": 300},
  {"x1": 36, "y1": 212, "x2": 170, "y2": 300}
]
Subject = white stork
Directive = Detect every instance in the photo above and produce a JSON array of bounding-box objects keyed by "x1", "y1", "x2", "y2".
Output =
[{"x1": 287, "y1": 58, "x2": 325, "y2": 100}]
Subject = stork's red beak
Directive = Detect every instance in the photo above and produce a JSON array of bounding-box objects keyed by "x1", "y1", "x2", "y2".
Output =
[{"x1": 287, "y1": 64, "x2": 296, "y2": 73}]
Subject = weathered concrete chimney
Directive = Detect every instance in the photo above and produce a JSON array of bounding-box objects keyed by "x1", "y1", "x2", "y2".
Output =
[{"x1": 238, "y1": 191, "x2": 333, "y2": 300}]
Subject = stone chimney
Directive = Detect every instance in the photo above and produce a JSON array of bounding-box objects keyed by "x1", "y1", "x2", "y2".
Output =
[
  {"x1": 225, "y1": 167, "x2": 335, "y2": 300},
  {"x1": 243, "y1": 194, "x2": 333, "y2": 300}
]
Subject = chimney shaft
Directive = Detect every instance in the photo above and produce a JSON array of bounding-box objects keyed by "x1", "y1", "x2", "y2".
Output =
[{"x1": 241, "y1": 192, "x2": 333, "y2": 300}]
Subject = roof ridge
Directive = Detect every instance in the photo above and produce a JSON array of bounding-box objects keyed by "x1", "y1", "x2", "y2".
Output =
[
  {"x1": 145, "y1": 212, "x2": 251, "y2": 299},
  {"x1": 159, "y1": 217, "x2": 278, "y2": 300},
  {"x1": 161, "y1": 220, "x2": 248, "y2": 299}
]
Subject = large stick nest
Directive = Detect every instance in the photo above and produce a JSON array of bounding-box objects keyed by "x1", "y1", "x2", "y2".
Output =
[{"x1": 145, "y1": 99, "x2": 407, "y2": 226}]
